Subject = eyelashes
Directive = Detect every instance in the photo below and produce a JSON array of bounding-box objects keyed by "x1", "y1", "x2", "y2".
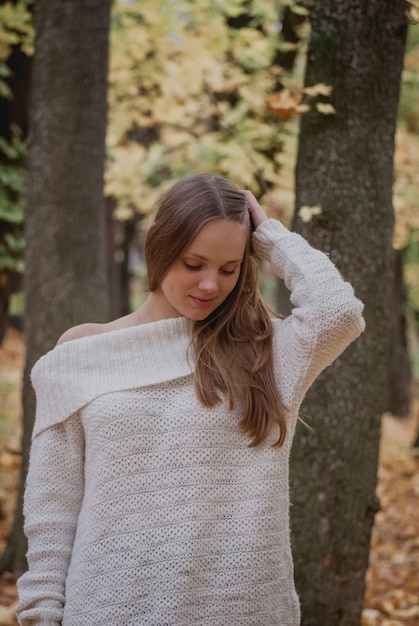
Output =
[{"x1": 183, "y1": 262, "x2": 236, "y2": 276}]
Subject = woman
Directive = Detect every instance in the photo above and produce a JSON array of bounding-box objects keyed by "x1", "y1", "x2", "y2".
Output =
[{"x1": 16, "y1": 173, "x2": 365, "y2": 625}]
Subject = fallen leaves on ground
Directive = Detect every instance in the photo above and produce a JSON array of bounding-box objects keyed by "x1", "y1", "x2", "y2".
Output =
[
  {"x1": 362, "y1": 404, "x2": 419, "y2": 626},
  {"x1": 0, "y1": 329, "x2": 418, "y2": 626}
]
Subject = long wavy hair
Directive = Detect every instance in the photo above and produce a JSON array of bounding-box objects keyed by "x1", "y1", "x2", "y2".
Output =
[{"x1": 145, "y1": 173, "x2": 286, "y2": 447}]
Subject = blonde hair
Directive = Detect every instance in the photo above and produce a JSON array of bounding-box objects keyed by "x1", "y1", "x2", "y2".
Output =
[{"x1": 145, "y1": 174, "x2": 286, "y2": 447}]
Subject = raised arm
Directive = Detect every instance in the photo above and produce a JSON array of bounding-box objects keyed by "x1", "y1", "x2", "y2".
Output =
[{"x1": 250, "y1": 201, "x2": 364, "y2": 411}]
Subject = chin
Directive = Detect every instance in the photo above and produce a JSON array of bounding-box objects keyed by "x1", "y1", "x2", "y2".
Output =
[{"x1": 187, "y1": 311, "x2": 214, "y2": 321}]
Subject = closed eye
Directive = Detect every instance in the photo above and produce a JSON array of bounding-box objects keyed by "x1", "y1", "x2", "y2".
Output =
[
  {"x1": 183, "y1": 260, "x2": 239, "y2": 275},
  {"x1": 184, "y1": 262, "x2": 202, "y2": 271}
]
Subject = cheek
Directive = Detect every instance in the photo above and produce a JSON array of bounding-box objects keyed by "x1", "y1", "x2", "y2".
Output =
[
  {"x1": 223, "y1": 274, "x2": 241, "y2": 295},
  {"x1": 171, "y1": 268, "x2": 196, "y2": 291}
]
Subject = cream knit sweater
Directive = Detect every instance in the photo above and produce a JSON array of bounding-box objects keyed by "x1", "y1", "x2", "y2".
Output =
[{"x1": 16, "y1": 220, "x2": 365, "y2": 626}]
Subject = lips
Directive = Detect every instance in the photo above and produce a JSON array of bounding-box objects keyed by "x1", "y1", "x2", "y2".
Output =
[{"x1": 190, "y1": 295, "x2": 216, "y2": 309}]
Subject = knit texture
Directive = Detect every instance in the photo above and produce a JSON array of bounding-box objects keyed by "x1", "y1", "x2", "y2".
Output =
[{"x1": 16, "y1": 219, "x2": 365, "y2": 626}]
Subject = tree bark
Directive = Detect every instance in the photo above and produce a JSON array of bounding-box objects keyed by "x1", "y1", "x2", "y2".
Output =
[
  {"x1": 0, "y1": 0, "x2": 112, "y2": 575},
  {"x1": 388, "y1": 249, "x2": 412, "y2": 417},
  {"x1": 289, "y1": 1, "x2": 408, "y2": 624}
]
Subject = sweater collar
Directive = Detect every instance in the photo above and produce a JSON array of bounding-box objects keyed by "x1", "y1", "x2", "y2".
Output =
[{"x1": 31, "y1": 317, "x2": 194, "y2": 437}]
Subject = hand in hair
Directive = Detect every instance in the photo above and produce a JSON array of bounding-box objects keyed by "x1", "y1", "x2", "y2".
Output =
[{"x1": 242, "y1": 190, "x2": 268, "y2": 230}]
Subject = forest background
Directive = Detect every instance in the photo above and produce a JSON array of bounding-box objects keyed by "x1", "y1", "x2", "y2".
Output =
[{"x1": 0, "y1": 0, "x2": 418, "y2": 625}]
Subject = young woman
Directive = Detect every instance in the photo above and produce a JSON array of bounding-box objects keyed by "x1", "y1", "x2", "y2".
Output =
[{"x1": 16, "y1": 173, "x2": 365, "y2": 626}]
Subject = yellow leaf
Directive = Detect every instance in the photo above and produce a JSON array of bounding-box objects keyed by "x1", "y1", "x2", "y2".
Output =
[
  {"x1": 303, "y1": 83, "x2": 333, "y2": 97},
  {"x1": 296, "y1": 103, "x2": 310, "y2": 113},
  {"x1": 298, "y1": 205, "x2": 322, "y2": 223},
  {"x1": 316, "y1": 102, "x2": 336, "y2": 115}
]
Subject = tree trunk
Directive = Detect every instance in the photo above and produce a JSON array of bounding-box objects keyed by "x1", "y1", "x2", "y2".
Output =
[
  {"x1": 388, "y1": 249, "x2": 412, "y2": 417},
  {"x1": 0, "y1": 0, "x2": 112, "y2": 575},
  {"x1": 289, "y1": 2, "x2": 408, "y2": 624}
]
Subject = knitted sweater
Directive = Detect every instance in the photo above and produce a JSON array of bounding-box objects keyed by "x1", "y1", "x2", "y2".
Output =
[{"x1": 16, "y1": 220, "x2": 365, "y2": 626}]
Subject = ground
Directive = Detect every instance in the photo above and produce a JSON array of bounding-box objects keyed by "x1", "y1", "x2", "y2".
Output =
[{"x1": 0, "y1": 327, "x2": 418, "y2": 626}]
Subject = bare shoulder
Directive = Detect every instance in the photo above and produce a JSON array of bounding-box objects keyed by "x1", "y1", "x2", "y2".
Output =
[
  {"x1": 56, "y1": 322, "x2": 109, "y2": 345},
  {"x1": 56, "y1": 311, "x2": 140, "y2": 346}
]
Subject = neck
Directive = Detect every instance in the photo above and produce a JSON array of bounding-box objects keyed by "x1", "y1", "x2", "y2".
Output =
[{"x1": 137, "y1": 290, "x2": 182, "y2": 324}]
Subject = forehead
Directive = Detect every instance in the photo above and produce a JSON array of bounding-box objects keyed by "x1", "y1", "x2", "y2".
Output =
[{"x1": 185, "y1": 219, "x2": 248, "y2": 261}]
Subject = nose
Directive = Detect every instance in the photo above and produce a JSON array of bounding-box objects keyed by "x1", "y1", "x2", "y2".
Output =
[{"x1": 198, "y1": 271, "x2": 218, "y2": 294}]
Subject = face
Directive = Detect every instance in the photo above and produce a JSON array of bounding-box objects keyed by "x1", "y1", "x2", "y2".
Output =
[{"x1": 155, "y1": 218, "x2": 248, "y2": 321}]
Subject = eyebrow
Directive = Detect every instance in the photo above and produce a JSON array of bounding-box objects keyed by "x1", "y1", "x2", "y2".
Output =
[{"x1": 185, "y1": 253, "x2": 243, "y2": 264}]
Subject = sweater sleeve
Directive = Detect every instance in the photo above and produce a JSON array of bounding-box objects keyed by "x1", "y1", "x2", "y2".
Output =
[
  {"x1": 252, "y1": 219, "x2": 365, "y2": 410},
  {"x1": 16, "y1": 411, "x2": 85, "y2": 626}
]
